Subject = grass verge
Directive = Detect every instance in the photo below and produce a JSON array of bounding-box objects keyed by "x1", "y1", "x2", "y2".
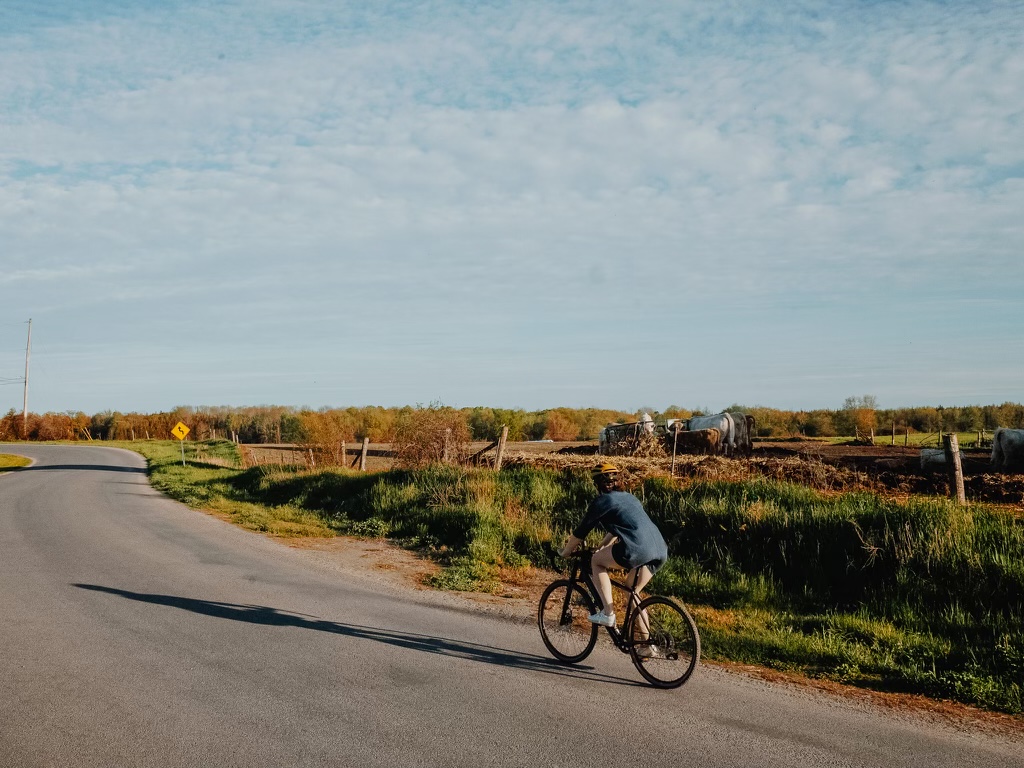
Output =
[
  {"x1": 122, "y1": 440, "x2": 1021, "y2": 715},
  {"x1": 119, "y1": 440, "x2": 343, "y2": 537},
  {"x1": 0, "y1": 453, "x2": 32, "y2": 471}
]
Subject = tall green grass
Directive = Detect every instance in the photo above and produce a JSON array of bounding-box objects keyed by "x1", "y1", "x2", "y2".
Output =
[
  {"x1": 127, "y1": 440, "x2": 1022, "y2": 714},
  {"x1": 223, "y1": 461, "x2": 593, "y2": 589},
  {"x1": 637, "y1": 477, "x2": 1023, "y2": 713}
]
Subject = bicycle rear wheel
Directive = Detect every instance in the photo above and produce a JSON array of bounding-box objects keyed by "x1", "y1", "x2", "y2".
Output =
[
  {"x1": 627, "y1": 595, "x2": 700, "y2": 688},
  {"x1": 537, "y1": 580, "x2": 599, "y2": 664}
]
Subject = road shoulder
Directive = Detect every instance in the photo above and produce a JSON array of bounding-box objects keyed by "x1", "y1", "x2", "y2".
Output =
[{"x1": 279, "y1": 532, "x2": 1024, "y2": 742}]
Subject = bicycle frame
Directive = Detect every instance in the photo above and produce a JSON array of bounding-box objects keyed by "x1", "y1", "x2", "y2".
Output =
[
  {"x1": 558, "y1": 552, "x2": 648, "y2": 654},
  {"x1": 540, "y1": 545, "x2": 698, "y2": 685}
]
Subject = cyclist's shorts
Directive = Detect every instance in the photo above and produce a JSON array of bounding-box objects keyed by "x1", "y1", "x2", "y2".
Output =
[{"x1": 612, "y1": 540, "x2": 665, "y2": 574}]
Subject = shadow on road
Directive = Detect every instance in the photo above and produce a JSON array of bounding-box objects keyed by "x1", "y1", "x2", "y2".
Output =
[
  {"x1": 74, "y1": 583, "x2": 640, "y2": 688},
  {"x1": 16, "y1": 464, "x2": 146, "y2": 474}
]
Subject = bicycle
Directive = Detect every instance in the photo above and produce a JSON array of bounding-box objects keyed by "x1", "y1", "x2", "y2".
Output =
[{"x1": 537, "y1": 545, "x2": 700, "y2": 689}]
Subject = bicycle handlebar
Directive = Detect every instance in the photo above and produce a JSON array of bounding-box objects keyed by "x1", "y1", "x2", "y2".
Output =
[
  {"x1": 542, "y1": 541, "x2": 558, "y2": 570},
  {"x1": 544, "y1": 542, "x2": 594, "y2": 571}
]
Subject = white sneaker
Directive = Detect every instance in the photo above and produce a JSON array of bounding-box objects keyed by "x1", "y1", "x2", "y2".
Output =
[
  {"x1": 635, "y1": 644, "x2": 663, "y2": 660},
  {"x1": 588, "y1": 610, "x2": 616, "y2": 627}
]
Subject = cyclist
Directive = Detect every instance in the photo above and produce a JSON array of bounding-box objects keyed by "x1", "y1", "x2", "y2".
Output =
[{"x1": 557, "y1": 462, "x2": 668, "y2": 629}]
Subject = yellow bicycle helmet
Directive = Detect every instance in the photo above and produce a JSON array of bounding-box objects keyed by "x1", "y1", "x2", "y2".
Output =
[{"x1": 592, "y1": 462, "x2": 620, "y2": 477}]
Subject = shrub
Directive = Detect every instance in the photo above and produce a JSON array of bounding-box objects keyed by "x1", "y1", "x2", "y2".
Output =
[
  {"x1": 543, "y1": 409, "x2": 579, "y2": 441},
  {"x1": 391, "y1": 403, "x2": 471, "y2": 468}
]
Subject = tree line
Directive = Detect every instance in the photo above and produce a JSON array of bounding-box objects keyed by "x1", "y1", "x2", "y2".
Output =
[{"x1": 2, "y1": 399, "x2": 1023, "y2": 444}]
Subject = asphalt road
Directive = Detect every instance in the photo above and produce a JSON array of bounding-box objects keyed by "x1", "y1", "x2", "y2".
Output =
[{"x1": 1, "y1": 445, "x2": 1021, "y2": 768}]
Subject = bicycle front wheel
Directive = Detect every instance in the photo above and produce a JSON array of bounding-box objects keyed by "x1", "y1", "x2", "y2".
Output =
[
  {"x1": 627, "y1": 595, "x2": 700, "y2": 688},
  {"x1": 537, "y1": 579, "x2": 599, "y2": 664}
]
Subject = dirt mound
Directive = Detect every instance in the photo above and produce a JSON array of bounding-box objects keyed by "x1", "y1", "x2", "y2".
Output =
[{"x1": 505, "y1": 446, "x2": 1024, "y2": 508}]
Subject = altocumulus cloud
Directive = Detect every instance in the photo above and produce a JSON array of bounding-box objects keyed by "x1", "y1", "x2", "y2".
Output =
[{"x1": 0, "y1": 0, "x2": 1021, "y2": 412}]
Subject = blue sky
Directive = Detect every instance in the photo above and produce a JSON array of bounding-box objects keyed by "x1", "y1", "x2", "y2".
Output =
[{"x1": 1, "y1": 0, "x2": 1022, "y2": 415}]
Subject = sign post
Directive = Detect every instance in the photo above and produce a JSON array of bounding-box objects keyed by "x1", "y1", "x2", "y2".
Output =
[{"x1": 171, "y1": 421, "x2": 191, "y2": 466}]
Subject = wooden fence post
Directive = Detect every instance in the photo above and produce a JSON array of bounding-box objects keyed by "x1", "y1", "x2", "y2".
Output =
[
  {"x1": 341, "y1": 441, "x2": 347, "y2": 467},
  {"x1": 494, "y1": 425, "x2": 509, "y2": 471},
  {"x1": 671, "y1": 427, "x2": 679, "y2": 476},
  {"x1": 943, "y1": 434, "x2": 966, "y2": 505},
  {"x1": 891, "y1": 422, "x2": 895, "y2": 446},
  {"x1": 359, "y1": 437, "x2": 369, "y2": 471}
]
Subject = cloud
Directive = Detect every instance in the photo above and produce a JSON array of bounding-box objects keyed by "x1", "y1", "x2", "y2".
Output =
[
  {"x1": 0, "y1": 262, "x2": 134, "y2": 285},
  {"x1": 0, "y1": 1, "x2": 1022, "y2": 411}
]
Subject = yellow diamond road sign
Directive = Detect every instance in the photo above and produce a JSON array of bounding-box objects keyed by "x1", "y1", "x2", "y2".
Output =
[{"x1": 171, "y1": 422, "x2": 190, "y2": 441}]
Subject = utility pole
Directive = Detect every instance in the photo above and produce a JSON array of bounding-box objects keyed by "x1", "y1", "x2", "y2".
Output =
[{"x1": 22, "y1": 319, "x2": 32, "y2": 436}]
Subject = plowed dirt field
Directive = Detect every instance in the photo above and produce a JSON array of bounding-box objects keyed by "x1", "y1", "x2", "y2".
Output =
[{"x1": 242, "y1": 439, "x2": 1023, "y2": 508}]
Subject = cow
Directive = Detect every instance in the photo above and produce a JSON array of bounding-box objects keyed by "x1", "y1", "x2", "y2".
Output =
[
  {"x1": 729, "y1": 412, "x2": 755, "y2": 455},
  {"x1": 991, "y1": 428, "x2": 1024, "y2": 472},
  {"x1": 639, "y1": 412, "x2": 655, "y2": 436},
  {"x1": 920, "y1": 447, "x2": 964, "y2": 473},
  {"x1": 665, "y1": 425, "x2": 720, "y2": 455},
  {"x1": 685, "y1": 412, "x2": 736, "y2": 456}
]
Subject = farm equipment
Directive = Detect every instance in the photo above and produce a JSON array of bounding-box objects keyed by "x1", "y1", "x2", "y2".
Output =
[{"x1": 599, "y1": 417, "x2": 664, "y2": 457}]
